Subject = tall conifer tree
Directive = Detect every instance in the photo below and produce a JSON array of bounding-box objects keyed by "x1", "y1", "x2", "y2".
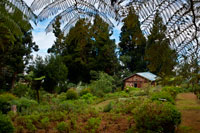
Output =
[
  {"x1": 145, "y1": 13, "x2": 177, "y2": 77},
  {"x1": 119, "y1": 8, "x2": 147, "y2": 73}
]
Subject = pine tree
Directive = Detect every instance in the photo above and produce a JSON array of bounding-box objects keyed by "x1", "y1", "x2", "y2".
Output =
[
  {"x1": 91, "y1": 15, "x2": 119, "y2": 75},
  {"x1": 62, "y1": 19, "x2": 93, "y2": 83},
  {"x1": 47, "y1": 16, "x2": 65, "y2": 54},
  {"x1": 119, "y1": 7, "x2": 147, "y2": 73},
  {"x1": 61, "y1": 16, "x2": 118, "y2": 83},
  {"x1": 145, "y1": 13, "x2": 177, "y2": 77}
]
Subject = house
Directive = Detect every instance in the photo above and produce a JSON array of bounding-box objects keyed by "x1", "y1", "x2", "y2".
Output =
[{"x1": 123, "y1": 72, "x2": 158, "y2": 88}]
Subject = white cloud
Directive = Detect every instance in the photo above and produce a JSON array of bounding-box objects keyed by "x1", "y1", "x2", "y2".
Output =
[{"x1": 23, "y1": 0, "x2": 55, "y2": 58}]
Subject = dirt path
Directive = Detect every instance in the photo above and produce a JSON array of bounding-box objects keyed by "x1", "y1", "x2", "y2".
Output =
[{"x1": 176, "y1": 93, "x2": 200, "y2": 133}]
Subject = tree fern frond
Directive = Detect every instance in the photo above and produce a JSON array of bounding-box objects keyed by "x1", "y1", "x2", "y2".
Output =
[
  {"x1": 0, "y1": 10, "x2": 23, "y2": 36},
  {"x1": 7, "y1": 0, "x2": 37, "y2": 23}
]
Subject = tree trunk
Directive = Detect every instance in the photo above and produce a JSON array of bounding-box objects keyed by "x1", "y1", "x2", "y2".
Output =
[
  {"x1": 11, "y1": 72, "x2": 17, "y2": 89},
  {"x1": 36, "y1": 88, "x2": 40, "y2": 103}
]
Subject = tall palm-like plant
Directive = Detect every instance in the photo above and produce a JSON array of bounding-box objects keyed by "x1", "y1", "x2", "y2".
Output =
[
  {"x1": 30, "y1": 0, "x2": 122, "y2": 34},
  {"x1": 0, "y1": 0, "x2": 36, "y2": 50}
]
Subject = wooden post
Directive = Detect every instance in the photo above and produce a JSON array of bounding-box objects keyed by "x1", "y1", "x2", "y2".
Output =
[{"x1": 11, "y1": 105, "x2": 17, "y2": 113}]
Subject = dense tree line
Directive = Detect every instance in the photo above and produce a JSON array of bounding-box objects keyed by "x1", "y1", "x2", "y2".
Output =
[
  {"x1": 0, "y1": 0, "x2": 38, "y2": 91},
  {"x1": 0, "y1": 2, "x2": 178, "y2": 93}
]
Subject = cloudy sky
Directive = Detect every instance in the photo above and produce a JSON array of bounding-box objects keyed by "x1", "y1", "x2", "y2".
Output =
[{"x1": 23, "y1": 0, "x2": 121, "y2": 58}]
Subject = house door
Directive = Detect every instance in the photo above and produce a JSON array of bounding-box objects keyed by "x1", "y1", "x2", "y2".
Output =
[{"x1": 134, "y1": 83, "x2": 137, "y2": 88}]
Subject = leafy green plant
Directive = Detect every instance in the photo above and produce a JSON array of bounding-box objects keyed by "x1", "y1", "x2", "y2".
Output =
[
  {"x1": 133, "y1": 101, "x2": 181, "y2": 133},
  {"x1": 0, "y1": 93, "x2": 17, "y2": 114},
  {"x1": 80, "y1": 93, "x2": 97, "y2": 104},
  {"x1": 66, "y1": 89, "x2": 78, "y2": 100},
  {"x1": 85, "y1": 117, "x2": 101, "y2": 133},
  {"x1": 11, "y1": 83, "x2": 30, "y2": 97},
  {"x1": 41, "y1": 117, "x2": 49, "y2": 129},
  {"x1": 0, "y1": 113, "x2": 14, "y2": 133},
  {"x1": 80, "y1": 88, "x2": 91, "y2": 96},
  {"x1": 90, "y1": 72, "x2": 115, "y2": 97},
  {"x1": 26, "y1": 119, "x2": 37, "y2": 132},
  {"x1": 13, "y1": 97, "x2": 38, "y2": 113},
  {"x1": 151, "y1": 91, "x2": 175, "y2": 104},
  {"x1": 56, "y1": 121, "x2": 69, "y2": 133},
  {"x1": 15, "y1": 125, "x2": 24, "y2": 133},
  {"x1": 103, "y1": 101, "x2": 114, "y2": 112},
  {"x1": 162, "y1": 86, "x2": 182, "y2": 99}
]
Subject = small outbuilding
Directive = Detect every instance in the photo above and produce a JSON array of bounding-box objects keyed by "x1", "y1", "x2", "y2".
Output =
[{"x1": 123, "y1": 72, "x2": 158, "y2": 88}]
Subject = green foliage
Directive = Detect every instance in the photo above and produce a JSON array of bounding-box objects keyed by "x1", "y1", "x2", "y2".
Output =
[
  {"x1": 112, "y1": 98, "x2": 142, "y2": 114},
  {"x1": 80, "y1": 93, "x2": 97, "y2": 104},
  {"x1": 103, "y1": 101, "x2": 114, "y2": 112},
  {"x1": 11, "y1": 83, "x2": 34, "y2": 98},
  {"x1": 125, "y1": 86, "x2": 140, "y2": 92},
  {"x1": 85, "y1": 117, "x2": 101, "y2": 133},
  {"x1": 0, "y1": 93, "x2": 17, "y2": 114},
  {"x1": 43, "y1": 55, "x2": 68, "y2": 92},
  {"x1": 151, "y1": 91, "x2": 175, "y2": 104},
  {"x1": 40, "y1": 117, "x2": 49, "y2": 129},
  {"x1": 56, "y1": 121, "x2": 69, "y2": 133},
  {"x1": 90, "y1": 72, "x2": 115, "y2": 97},
  {"x1": 61, "y1": 16, "x2": 118, "y2": 83},
  {"x1": 145, "y1": 13, "x2": 177, "y2": 77},
  {"x1": 119, "y1": 7, "x2": 147, "y2": 72},
  {"x1": 0, "y1": 4, "x2": 38, "y2": 90},
  {"x1": 13, "y1": 97, "x2": 37, "y2": 114},
  {"x1": 133, "y1": 101, "x2": 181, "y2": 133},
  {"x1": 80, "y1": 88, "x2": 91, "y2": 96},
  {"x1": 162, "y1": 86, "x2": 182, "y2": 99},
  {"x1": 66, "y1": 89, "x2": 78, "y2": 100},
  {"x1": 0, "y1": 113, "x2": 14, "y2": 133}
]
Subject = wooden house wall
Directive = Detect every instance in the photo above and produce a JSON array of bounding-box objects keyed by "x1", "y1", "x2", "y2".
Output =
[{"x1": 124, "y1": 75, "x2": 153, "y2": 88}]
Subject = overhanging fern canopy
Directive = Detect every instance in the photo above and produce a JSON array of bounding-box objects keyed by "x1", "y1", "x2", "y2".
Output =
[
  {"x1": 30, "y1": 0, "x2": 200, "y2": 59},
  {"x1": 7, "y1": 0, "x2": 37, "y2": 23}
]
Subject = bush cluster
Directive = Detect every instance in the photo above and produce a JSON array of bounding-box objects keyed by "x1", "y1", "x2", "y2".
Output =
[
  {"x1": 151, "y1": 91, "x2": 175, "y2": 104},
  {"x1": 56, "y1": 121, "x2": 69, "y2": 133},
  {"x1": 0, "y1": 93, "x2": 17, "y2": 114},
  {"x1": 85, "y1": 117, "x2": 101, "y2": 133},
  {"x1": 162, "y1": 86, "x2": 182, "y2": 99},
  {"x1": 0, "y1": 113, "x2": 14, "y2": 133},
  {"x1": 66, "y1": 89, "x2": 78, "y2": 100},
  {"x1": 133, "y1": 101, "x2": 181, "y2": 133}
]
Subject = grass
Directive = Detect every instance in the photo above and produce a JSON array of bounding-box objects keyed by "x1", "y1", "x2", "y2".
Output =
[{"x1": 176, "y1": 93, "x2": 200, "y2": 133}]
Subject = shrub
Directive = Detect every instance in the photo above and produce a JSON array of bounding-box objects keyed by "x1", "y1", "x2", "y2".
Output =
[
  {"x1": 125, "y1": 86, "x2": 140, "y2": 92},
  {"x1": 0, "y1": 113, "x2": 14, "y2": 133},
  {"x1": 85, "y1": 117, "x2": 101, "y2": 133},
  {"x1": 41, "y1": 117, "x2": 49, "y2": 129},
  {"x1": 15, "y1": 114, "x2": 39, "y2": 131},
  {"x1": 162, "y1": 86, "x2": 182, "y2": 99},
  {"x1": 133, "y1": 101, "x2": 181, "y2": 133},
  {"x1": 11, "y1": 83, "x2": 30, "y2": 97},
  {"x1": 151, "y1": 91, "x2": 175, "y2": 104},
  {"x1": 103, "y1": 101, "x2": 114, "y2": 112},
  {"x1": 80, "y1": 93, "x2": 97, "y2": 104},
  {"x1": 14, "y1": 97, "x2": 38, "y2": 113},
  {"x1": 80, "y1": 88, "x2": 91, "y2": 96},
  {"x1": 0, "y1": 93, "x2": 17, "y2": 114},
  {"x1": 56, "y1": 121, "x2": 69, "y2": 133},
  {"x1": 90, "y1": 72, "x2": 115, "y2": 97},
  {"x1": 66, "y1": 89, "x2": 78, "y2": 100}
]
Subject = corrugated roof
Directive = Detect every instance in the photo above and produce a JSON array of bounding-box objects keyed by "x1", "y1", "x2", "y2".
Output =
[{"x1": 136, "y1": 72, "x2": 157, "y2": 81}]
